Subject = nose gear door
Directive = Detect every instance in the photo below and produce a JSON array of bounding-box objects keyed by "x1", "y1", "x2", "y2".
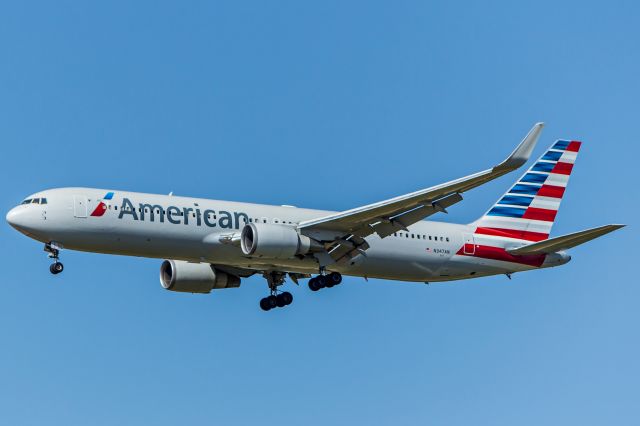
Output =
[{"x1": 74, "y1": 195, "x2": 88, "y2": 218}]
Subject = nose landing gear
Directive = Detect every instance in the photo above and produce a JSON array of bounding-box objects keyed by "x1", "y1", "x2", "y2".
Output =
[
  {"x1": 45, "y1": 242, "x2": 64, "y2": 275},
  {"x1": 308, "y1": 272, "x2": 342, "y2": 291}
]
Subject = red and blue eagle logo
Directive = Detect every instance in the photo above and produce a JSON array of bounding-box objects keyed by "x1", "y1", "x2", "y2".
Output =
[{"x1": 90, "y1": 192, "x2": 114, "y2": 217}]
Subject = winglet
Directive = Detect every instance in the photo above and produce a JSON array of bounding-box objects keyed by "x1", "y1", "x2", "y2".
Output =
[{"x1": 494, "y1": 122, "x2": 544, "y2": 171}]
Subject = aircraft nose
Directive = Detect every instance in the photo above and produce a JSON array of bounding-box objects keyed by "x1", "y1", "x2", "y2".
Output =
[
  {"x1": 6, "y1": 207, "x2": 24, "y2": 230},
  {"x1": 6, "y1": 206, "x2": 36, "y2": 233}
]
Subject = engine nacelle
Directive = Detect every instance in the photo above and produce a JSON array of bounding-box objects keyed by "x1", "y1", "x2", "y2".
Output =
[
  {"x1": 240, "y1": 223, "x2": 316, "y2": 259},
  {"x1": 159, "y1": 260, "x2": 240, "y2": 294}
]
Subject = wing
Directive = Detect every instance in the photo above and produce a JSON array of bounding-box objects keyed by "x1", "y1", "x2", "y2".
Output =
[{"x1": 299, "y1": 122, "x2": 544, "y2": 241}]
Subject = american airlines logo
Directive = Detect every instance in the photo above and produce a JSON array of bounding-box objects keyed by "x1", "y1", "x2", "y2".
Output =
[{"x1": 113, "y1": 196, "x2": 249, "y2": 229}]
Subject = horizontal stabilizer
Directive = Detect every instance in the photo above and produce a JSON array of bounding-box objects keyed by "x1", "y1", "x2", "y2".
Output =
[{"x1": 507, "y1": 224, "x2": 625, "y2": 255}]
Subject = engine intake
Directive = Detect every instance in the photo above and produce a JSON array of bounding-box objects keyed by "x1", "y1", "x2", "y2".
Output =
[
  {"x1": 240, "y1": 223, "x2": 318, "y2": 259},
  {"x1": 160, "y1": 260, "x2": 240, "y2": 293}
]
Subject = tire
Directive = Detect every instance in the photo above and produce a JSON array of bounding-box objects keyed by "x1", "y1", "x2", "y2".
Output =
[
  {"x1": 259, "y1": 298, "x2": 271, "y2": 311},
  {"x1": 316, "y1": 275, "x2": 327, "y2": 289},
  {"x1": 49, "y1": 264, "x2": 58, "y2": 274},
  {"x1": 328, "y1": 272, "x2": 342, "y2": 285},
  {"x1": 54, "y1": 263, "x2": 64, "y2": 274},
  {"x1": 266, "y1": 295, "x2": 278, "y2": 309},
  {"x1": 308, "y1": 278, "x2": 320, "y2": 291},
  {"x1": 276, "y1": 294, "x2": 287, "y2": 308},
  {"x1": 281, "y1": 291, "x2": 293, "y2": 305}
]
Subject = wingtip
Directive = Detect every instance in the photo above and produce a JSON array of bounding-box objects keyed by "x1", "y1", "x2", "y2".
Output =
[{"x1": 494, "y1": 122, "x2": 544, "y2": 171}]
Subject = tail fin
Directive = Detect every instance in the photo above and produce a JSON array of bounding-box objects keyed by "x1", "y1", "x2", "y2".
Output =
[{"x1": 473, "y1": 140, "x2": 582, "y2": 242}]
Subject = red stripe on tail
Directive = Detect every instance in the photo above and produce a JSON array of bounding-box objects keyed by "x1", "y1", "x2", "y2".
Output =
[
  {"x1": 551, "y1": 162, "x2": 573, "y2": 175},
  {"x1": 523, "y1": 207, "x2": 557, "y2": 222},
  {"x1": 566, "y1": 141, "x2": 581, "y2": 152},
  {"x1": 537, "y1": 185, "x2": 565, "y2": 198}
]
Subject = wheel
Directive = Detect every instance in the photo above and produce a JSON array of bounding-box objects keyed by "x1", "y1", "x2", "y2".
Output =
[
  {"x1": 316, "y1": 275, "x2": 327, "y2": 289},
  {"x1": 328, "y1": 272, "x2": 342, "y2": 285},
  {"x1": 276, "y1": 293, "x2": 287, "y2": 308},
  {"x1": 266, "y1": 295, "x2": 278, "y2": 309},
  {"x1": 49, "y1": 262, "x2": 63, "y2": 275},
  {"x1": 280, "y1": 291, "x2": 293, "y2": 306},
  {"x1": 259, "y1": 298, "x2": 271, "y2": 311},
  {"x1": 308, "y1": 277, "x2": 320, "y2": 291}
]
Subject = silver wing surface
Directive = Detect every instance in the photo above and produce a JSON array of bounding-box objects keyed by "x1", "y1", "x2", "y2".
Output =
[{"x1": 298, "y1": 123, "x2": 544, "y2": 264}]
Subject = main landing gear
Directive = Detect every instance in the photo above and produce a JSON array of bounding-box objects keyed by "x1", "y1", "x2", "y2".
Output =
[
  {"x1": 308, "y1": 272, "x2": 342, "y2": 291},
  {"x1": 45, "y1": 242, "x2": 64, "y2": 275},
  {"x1": 260, "y1": 271, "x2": 293, "y2": 311}
]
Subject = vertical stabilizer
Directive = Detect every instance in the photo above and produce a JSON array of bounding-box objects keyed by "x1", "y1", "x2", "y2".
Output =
[{"x1": 473, "y1": 140, "x2": 582, "y2": 241}]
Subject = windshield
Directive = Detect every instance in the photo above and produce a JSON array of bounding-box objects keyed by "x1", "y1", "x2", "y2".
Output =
[{"x1": 20, "y1": 198, "x2": 47, "y2": 205}]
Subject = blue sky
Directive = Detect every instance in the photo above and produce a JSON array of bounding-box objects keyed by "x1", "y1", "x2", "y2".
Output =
[{"x1": 0, "y1": 1, "x2": 637, "y2": 425}]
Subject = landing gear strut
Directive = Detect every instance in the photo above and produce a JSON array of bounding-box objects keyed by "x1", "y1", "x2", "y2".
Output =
[
  {"x1": 308, "y1": 272, "x2": 342, "y2": 291},
  {"x1": 259, "y1": 271, "x2": 293, "y2": 311},
  {"x1": 45, "y1": 242, "x2": 64, "y2": 275}
]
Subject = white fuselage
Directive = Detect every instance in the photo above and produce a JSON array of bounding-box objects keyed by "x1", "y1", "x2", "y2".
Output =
[{"x1": 6, "y1": 187, "x2": 570, "y2": 283}]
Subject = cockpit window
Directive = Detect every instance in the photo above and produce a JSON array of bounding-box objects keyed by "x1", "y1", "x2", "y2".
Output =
[
  {"x1": 21, "y1": 199, "x2": 32, "y2": 205},
  {"x1": 32, "y1": 198, "x2": 40, "y2": 204},
  {"x1": 41, "y1": 198, "x2": 47, "y2": 204}
]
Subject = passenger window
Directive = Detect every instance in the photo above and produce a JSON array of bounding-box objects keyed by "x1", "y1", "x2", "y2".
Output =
[
  {"x1": 411, "y1": 234, "x2": 414, "y2": 238},
  {"x1": 446, "y1": 237, "x2": 449, "y2": 242},
  {"x1": 417, "y1": 235, "x2": 420, "y2": 239},
  {"x1": 429, "y1": 236, "x2": 432, "y2": 240},
  {"x1": 440, "y1": 237, "x2": 443, "y2": 241},
  {"x1": 406, "y1": 233, "x2": 409, "y2": 238},
  {"x1": 394, "y1": 233, "x2": 397, "y2": 237}
]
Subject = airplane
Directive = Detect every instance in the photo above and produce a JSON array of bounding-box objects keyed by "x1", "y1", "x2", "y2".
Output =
[{"x1": 6, "y1": 123, "x2": 624, "y2": 311}]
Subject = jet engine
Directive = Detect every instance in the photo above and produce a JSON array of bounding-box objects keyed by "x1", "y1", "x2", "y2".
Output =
[
  {"x1": 159, "y1": 260, "x2": 240, "y2": 293},
  {"x1": 240, "y1": 223, "x2": 319, "y2": 259}
]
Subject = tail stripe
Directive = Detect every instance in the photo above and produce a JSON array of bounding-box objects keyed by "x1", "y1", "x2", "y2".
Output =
[
  {"x1": 553, "y1": 140, "x2": 570, "y2": 150},
  {"x1": 472, "y1": 140, "x2": 581, "y2": 242},
  {"x1": 498, "y1": 195, "x2": 534, "y2": 206},
  {"x1": 529, "y1": 196, "x2": 561, "y2": 210},
  {"x1": 537, "y1": 185, "x2": 565, "y2": 198},
  {"x1": 510, "y1": 184, "x2": 541, "y2": 195},
  {"x1": 487, "y1": 206, "x2": 526, "y2": 218},
  {"x1": 551, "y1": 162, "x2": 574, "y2": 175},
  {"x1": 531, "y1": 162, "x2": 556, "y2": 172},
  {"x1": 542, "y1": 151, "x2": 563, "y2": 161},
  {"x1": 522, "y1": 207, "x2": 557, "y2": 222},
  {"x1": 521, "y1": 173, "x2": 548, "y2": 184}
]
